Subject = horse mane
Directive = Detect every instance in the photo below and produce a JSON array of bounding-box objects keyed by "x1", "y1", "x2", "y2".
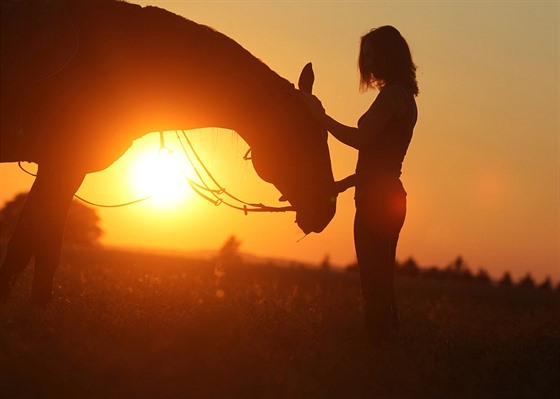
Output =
[
  {"x1": 131, "y1": 4, "x2": 296, "y2": 100},
  {"x1": 2, "y1": 0, "x2": 307, "y2": 169}
]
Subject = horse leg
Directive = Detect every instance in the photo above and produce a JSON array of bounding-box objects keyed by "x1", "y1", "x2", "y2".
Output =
[
  {"x1": 0, "y1": 202, "x2": 36, "y2": 302},
  {"x1": 0, "y1": 163, "x2": 84, "y2": 304},
  {"x1": 30, "y1": 165, "x2": 85, "y2": 305}
]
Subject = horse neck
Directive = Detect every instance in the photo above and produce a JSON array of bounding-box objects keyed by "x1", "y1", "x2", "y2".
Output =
[
  {"x1": 96, "y1": 3, "x2": 299, "y2": 148},
  {"x1": 159, "y1": 52, "x2": 297, "y2": 150}
]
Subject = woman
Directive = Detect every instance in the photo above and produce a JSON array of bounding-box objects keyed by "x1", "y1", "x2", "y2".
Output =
[{"x1": 305, "y1": 26, "x2": 418, "y2": 341}]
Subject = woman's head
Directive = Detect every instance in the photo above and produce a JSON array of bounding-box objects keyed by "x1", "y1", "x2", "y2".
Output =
[{"x1": 359, "y1": 26, "x2": 418, "y2": 96}]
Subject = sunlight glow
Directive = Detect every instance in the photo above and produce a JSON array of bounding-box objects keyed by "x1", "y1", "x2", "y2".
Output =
[{"x1": 130, "y1": 148, "x2": 192, "y2": 208}]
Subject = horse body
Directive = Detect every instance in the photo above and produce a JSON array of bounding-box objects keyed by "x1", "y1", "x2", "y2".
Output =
[
  {"x1": 0, "y1": 1, "x2": 336, "y2": 304},
  {"x1": 4, "y1": 2, "x2": 293, "y2": 169}
]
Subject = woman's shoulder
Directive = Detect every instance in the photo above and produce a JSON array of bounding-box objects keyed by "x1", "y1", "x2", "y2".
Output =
[
  {"x1": 380, "y1": 82, "x2": 411, "y2": 99},
  {"x1": 377, "y1": 83, "x2": 414, "y2": 109},
  {"x1": 359, "y1": 84, "x2": 402, "y2": 126}
]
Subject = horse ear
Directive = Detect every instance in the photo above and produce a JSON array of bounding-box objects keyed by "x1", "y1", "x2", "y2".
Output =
[{"x1": 298, "y1": 62, "x2": 314, "y2": 94}]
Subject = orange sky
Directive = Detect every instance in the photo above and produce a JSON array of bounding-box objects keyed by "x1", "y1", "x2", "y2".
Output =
[{"x1": 1, "y1": 1, "x2": 558, "y2": 282}]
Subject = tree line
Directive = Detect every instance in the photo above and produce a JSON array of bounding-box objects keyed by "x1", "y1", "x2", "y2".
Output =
[
  {"x1": 1, "y1": 192, "x2": 556, "y2": 292},
  {"x1": 344, "y1": 255, "x2": 558, "y2": 292}
]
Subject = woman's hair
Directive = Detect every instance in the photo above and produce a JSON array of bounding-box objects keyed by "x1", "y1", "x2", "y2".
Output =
[{"x1": 359, "y1": 26, "x2": 419, "y2": 96}]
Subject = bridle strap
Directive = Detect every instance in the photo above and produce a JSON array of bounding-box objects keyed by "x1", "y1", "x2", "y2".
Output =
[
  {"x1": 17, "y1": 130, "x2": 294, "y2": 214},
  {"x1": 173, "y1": 130, "x2": 294, "y2": 214}
]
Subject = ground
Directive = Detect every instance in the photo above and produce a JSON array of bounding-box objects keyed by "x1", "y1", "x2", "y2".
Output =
[{"x1": 1, "y1": 247, "x2": 558, "y2": 399}]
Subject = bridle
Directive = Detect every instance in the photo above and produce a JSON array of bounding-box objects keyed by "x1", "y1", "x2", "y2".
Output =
[
  {"x1": 18, "y1": 130, "x2": 294, "y2": 214},
  {"x1": 170, "y1": 130, "x2": 294, "y2": 214}
]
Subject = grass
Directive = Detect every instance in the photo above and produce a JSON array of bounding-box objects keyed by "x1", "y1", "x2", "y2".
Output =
[{"x1": 1, "y1": 247, "x2": 558, "y2": 399}]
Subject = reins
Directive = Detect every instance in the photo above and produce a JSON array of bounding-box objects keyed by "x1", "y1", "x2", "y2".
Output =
[
  {"x1": 17, "y1": 161, "x2": 154, "y2": 208},
  {"x1": 173, "y1": 130, "x2": 292, "y2": 214},
  {"x1": 18, "y1": 130, "x2": 294, "y2": 214}
]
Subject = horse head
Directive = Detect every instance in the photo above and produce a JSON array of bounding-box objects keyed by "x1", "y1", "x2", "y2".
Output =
[{"x1": 250, "y1": 63, "x2": 336, "y2": 234}]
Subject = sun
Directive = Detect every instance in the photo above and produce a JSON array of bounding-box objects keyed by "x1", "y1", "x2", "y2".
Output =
[{"x1": 129, "y1": 147, "x2": 192, "y2": 208}]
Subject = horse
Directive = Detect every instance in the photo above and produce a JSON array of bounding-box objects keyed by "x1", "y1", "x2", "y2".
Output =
[{"x1": 0, "y1": 0, "x2": 336, "y2": 305}]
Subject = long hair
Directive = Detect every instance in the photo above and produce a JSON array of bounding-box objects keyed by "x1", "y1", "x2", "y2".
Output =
[{"x1": 359, "y1": 26, "x2": 419, "y2": 96}]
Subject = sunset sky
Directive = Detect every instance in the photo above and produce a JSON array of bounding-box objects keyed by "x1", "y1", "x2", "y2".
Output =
[{"x1": 0, "y1": 1, "x2": 558, "y2": 282}]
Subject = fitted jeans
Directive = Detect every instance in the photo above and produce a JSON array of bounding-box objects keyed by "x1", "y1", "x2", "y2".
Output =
[{"x1": 354, "y1": 178, "x2": 407, "y2": 332}]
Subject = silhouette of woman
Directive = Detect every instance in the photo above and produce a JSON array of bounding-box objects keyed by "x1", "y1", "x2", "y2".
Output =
[{"x1": 304, "y1": 26, "x2": 418, "y2": 342}]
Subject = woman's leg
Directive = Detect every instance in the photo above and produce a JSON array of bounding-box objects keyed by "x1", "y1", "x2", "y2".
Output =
[
  {"x1": 354, "y1": 186, "x2": 406, "y2": 339},
  {"x1": 354, "y1": 209, "x2": 398, "y2": 337}
]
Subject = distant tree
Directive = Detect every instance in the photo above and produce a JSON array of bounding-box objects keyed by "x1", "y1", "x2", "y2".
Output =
[
  {"x1": 0, "y1": 192, "x2": 102, "y2": 247},
  {"x1": 474, "y1": 268, "x2": 492, "y2": 285},
  {"x1": 518, "y1": 273, "x2": 536, "y2": 289},
  {"x1": 499, "y1": 272, "x2": 513, "y2": 288},
  {"x1": 400, "y1": 257, "x2": 420, "y2": 277},
  {"x1": 319, "y1": 254, "x2": 331, "y2": 271},
  {"x1": 538, "y1": 276, "x2": 553, "y2": 291},
  {"x1": 216, "y1": 235, "x2": 242, "y2": 267},
  {"x1": 446, "y1": 256, "x2": 473, "y2": 281},
  {"x1": 424, "y1": 266, "x2": 444, "y2": 280},
  {"x1": 213, "y1": 235, "x2": 242, "y2": 298},
  {"x1": 449, "y1": 256, "x2": 466, "y2": 273}
]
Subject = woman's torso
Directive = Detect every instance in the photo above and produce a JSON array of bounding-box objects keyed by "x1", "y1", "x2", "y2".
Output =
[{"x1": 355, "y1": 83, "x2": 417, "y2": 202}]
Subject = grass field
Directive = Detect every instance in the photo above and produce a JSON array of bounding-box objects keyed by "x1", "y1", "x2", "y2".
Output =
[{"x1": 1, "y1": 247, "x2": 558, "y2": 399}]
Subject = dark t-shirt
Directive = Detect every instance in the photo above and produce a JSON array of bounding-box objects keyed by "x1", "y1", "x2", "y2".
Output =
[{"x1": 355, "y1": 83, "x2": 417, "y2": 201}]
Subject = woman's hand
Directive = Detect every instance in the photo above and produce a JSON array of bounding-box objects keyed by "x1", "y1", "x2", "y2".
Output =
[
  {"x1": 300, "y1": 91, "x2": 360, "y2": 149},
  {"x1": 334, "y1": 174, "x2": 356, "y2": 194},
  {"x1": 300, "y1": 91, "x2": 326, "y2": 124}
]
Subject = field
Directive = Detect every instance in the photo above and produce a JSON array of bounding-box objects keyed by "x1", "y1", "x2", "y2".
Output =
[{"x1": 1, "y1": 248, "x2": 558, "y2": 399}]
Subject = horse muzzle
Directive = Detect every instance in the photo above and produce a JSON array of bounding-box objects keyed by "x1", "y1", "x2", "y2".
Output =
[{"x1": 295, "y1": 195, "x2": 336, "y2": 234}]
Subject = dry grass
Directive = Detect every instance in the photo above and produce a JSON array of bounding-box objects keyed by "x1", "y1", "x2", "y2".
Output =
[{"x1": 1, "y1": 248, "x2": 558, "y2": 399}]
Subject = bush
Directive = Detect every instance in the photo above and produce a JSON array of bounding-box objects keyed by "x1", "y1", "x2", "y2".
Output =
[{"x1": 0, "y1": 192, "x2": 103, "y2": 247}]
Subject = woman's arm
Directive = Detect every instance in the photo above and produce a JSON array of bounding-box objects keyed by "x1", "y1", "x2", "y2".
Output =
[
  {"x1": 301, "y1": 92, "x2": 360, "y2": 149},
  {"x1": 303, "y1": 85, "x2": 403, "y2": 150},
  {"x1": 321, "y1": 115, "x2": 360, "y2": 149},
  {"x1": 335, "y1": 174, "x2": 356, "y2": 193}
]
